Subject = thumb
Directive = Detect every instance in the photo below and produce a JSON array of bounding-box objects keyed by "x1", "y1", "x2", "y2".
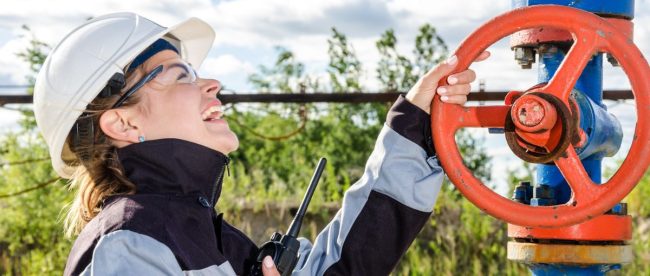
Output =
[
  {"x1": 425, "y1": 55, "x2": 458, "y2": 84},
  {"x1": 262, "y1": 256, "x2": 281, "y2": 276}
]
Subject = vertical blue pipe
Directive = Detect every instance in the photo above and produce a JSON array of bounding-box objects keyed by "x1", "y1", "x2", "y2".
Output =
[
  {"x1": 529, "y1": 264, "x2": 621, "y2": 275},
  {"x1": 533, "y1": 38, "x2": 610, "y2": 276},
  {"x1": 510, "y1": 1, "x2": 633, "y2": 275},
  {"x1": 536, "y1": 51, "x2": 603, "y2": 205}
]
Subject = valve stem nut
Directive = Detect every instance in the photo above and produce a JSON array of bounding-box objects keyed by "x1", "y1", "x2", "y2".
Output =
[
  {"x1": 531, "y1": 184, "x2": 556, "y2": 206},
  {"x1": 514, "y1": 47, "x2": 536, "y2": 69},
  {"x1": 512, "y1": 181, "x2": 534, "y2": 205},
  {"x1": 607, "y1": 53, "x2": 620, "y2": 67},
  {"x1": 606, "y1": 203, "x2": 628, "y2": 216}
]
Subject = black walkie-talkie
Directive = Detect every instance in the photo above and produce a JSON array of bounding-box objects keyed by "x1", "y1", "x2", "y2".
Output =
[{"x1": 249, "y1": 158, "x2": 327, "y2": 276}]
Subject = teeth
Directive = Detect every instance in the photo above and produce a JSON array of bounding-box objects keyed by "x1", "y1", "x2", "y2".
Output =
[{"x1": 202, "y1": 105, "x2": 224, "y2": 120}]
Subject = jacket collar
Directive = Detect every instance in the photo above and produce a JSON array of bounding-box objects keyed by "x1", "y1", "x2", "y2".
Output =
[{"x1": 117, "y1": 138, "x2": 229, "y2": 205}]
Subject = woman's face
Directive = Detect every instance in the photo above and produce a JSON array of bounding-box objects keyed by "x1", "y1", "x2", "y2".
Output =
[{"x1": 130, "y1": 50, "x2": 239, "y2": 154}]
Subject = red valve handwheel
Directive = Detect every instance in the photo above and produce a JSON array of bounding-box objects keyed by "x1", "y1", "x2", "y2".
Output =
[{"x1": 431, "y1": 5, "x2": 650, "y2": 227}]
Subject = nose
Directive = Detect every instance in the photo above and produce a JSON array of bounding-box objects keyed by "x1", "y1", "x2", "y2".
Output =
[{"x1": 199, "y1": 78, "x2": 222, "y2": 98}]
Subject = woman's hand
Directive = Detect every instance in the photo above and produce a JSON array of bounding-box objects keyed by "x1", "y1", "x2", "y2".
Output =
[
  {"x1": 262, "y1": 256, "x2": 281, "y2": 276},
  {"x1": 405, "y1": 51, "x2": 491, "y2": 113}
]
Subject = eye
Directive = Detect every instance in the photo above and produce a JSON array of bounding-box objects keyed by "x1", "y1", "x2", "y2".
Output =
[{"x1": 177, "y1": 72, "x2": 189, "y2": 81}]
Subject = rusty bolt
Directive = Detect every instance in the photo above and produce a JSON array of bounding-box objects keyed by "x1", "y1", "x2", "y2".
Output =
[
  {"x1": 607, "y1": 53, "x2": 619, "y2": 67},
  {"x1": 514, "y1": 47, "x2": 536, "y2": 69}
]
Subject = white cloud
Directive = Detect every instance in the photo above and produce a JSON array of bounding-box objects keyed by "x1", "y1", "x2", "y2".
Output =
[
  {"x1": 201, "y1": 54, "x2": 255, "y2": 76},
  {"x1": 0, "y1": 0, "x2": 649, "y2": 192},
  {"x1": 0, "y1": 108, "x2": 22, "y2": 133},
  {"x1": 0, "y1": 36, "x2": 31, "y2": 85}
]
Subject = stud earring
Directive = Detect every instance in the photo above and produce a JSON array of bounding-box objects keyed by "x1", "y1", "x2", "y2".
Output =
[{"x1": 138, "y1": 135, "x2": 145, "y2": 143}]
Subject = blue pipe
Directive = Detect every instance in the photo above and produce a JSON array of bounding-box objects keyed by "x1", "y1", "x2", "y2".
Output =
[
  {"x1": 535, "y1": 48, "x2": 622, "y2": 205},
  {"x1": 510, "y1": 1, "x2": 633, "y2": 275},
  {"x1": 511, "y1": 0, "x2": 635, "y2": 19},
  {"x1": 529, "y1": 264, "x2": 621, "y2": 275}
]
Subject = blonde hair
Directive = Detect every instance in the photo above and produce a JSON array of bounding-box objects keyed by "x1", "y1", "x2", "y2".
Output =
[{"x1": 63, "y1": 67, "x2": 146, "y2": 237}]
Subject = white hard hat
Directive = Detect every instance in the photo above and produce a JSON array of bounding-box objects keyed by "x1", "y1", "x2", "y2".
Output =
[{"x1": 33, "y1": 12, "x2": 215, "y2": 178}]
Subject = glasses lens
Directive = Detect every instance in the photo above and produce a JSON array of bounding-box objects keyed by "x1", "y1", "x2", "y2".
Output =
[{"x1": 153, "y1": 61, "x2": 197, "y2": 86}]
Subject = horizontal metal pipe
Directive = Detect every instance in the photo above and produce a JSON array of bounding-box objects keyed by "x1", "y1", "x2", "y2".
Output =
[{"x1": 0, "y1": 90, "x2": 634, "y2": 106}]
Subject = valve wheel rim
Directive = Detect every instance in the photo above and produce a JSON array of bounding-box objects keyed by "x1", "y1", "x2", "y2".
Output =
[{"x1": 431, "y1": 5, "x2": 650, "y2": 227}]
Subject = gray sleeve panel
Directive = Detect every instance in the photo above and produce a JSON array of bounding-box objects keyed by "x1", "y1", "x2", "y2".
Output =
[
  {"x1": 80, "y1": 230, "x2": 236, "y2": 276},
  {"x1": 370, "y1": 124, "x2": 444, "y2": 213},
  {"x1": 293, "y1": 125, "x2": 444, "y2": 275}
]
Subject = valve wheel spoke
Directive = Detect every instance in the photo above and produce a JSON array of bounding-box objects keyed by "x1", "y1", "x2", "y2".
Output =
[
  {"x1": 442, "y1": 104, "x2": 511, "y2": 129},
  {"x1": 553, "y1": 145, "x2": 600, "y2": 204},
  {"x1": 545, "y1": 29, "x2": 603, "y2": 101}
]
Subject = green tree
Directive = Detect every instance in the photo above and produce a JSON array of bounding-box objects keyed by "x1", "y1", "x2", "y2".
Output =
[
  {"x1": 223, "y1": 28, "x2": 385, "y2": 209},
  {"x1": 327, "y1": 27, "x2": 363, "y2": 93},
  {"x1": 413, "y1": 23, "x2": 448, "y2": 74},
  {"x1": 0, "y1": 27, "x2": 72, "y2": 275},
  {"x1": 376, "y1": 29, "x2": 416, "y2": 92}
]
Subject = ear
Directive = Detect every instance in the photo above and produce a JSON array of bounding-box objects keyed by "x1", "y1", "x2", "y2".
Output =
[{"x1": 99, "y1": 109, "x2": 142, "y2": 147}]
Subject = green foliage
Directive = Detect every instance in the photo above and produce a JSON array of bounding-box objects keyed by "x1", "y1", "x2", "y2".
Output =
[
  {"x1": 14, "y1": 25, "x2": 49, "y2": 129},
  {"x1": 507, "y1": 160, "x2": 536, "y2": 186},
  {"x1": 4, "y1": 21, "x2": 649, "y2": 276},
  {"x1": 0, "y1": 29, "x2": 72, "y2": 275},
  {"x1": 327, "y1": 27, "x2": 363, "y2": 93},
  {"x1": 224, "y1": 28, "x2": 384, "y2": 207},
  {"x1": 396, "y1": 186, "x2": 528, "y2": 275},
  {"x1": 375, "y1": 24, "x2": 447, "y2": 93},
  {"x1": 376, "y1": 29, "x2": 416, "y2": 92},
  {"x1": 413, "y1": 24, "x2": 448, "y2": 74},
  {"x1": 625, "y1": 166, "x2": 650, "y2": 217},
  {"x1": 248, "y1": 47, "x2": 317, "y2": 93}
]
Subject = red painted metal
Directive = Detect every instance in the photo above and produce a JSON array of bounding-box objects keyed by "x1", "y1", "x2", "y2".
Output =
[
  {"x1": 509, "y1": 93, "x2": 575, "y2": 154},
  {"x1": 508, "y1": 215, "x2": 632, "y2": 241},
  {"x1": 512, "y1": 95, "x2": 555, "y2": 131},
  {"x1": 510, "y1": 17, "x2": 634, "y2": 47},
  {"x1": 431, "y1": 5, "x2": 650, "y2": 227}
]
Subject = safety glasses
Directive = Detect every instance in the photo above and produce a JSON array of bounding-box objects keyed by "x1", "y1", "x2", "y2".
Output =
[{"x1": 112, "y1": 60, "x2": 198, "y2": 108}]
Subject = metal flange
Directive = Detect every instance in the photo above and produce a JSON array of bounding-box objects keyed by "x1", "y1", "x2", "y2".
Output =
[
  {"x1": 507, "y1": 242, "x2": 633, "y2": 264},
  {"x1": 508, "y1": 215, "x2": 632, "y2": 241}
]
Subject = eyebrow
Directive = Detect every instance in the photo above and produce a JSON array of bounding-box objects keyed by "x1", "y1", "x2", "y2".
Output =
[{"x1": 167, "y1": 63, "x2": 190, "y2": 74}]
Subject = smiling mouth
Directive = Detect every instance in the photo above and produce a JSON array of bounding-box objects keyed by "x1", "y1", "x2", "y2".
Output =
[{"x1": 202, "y1": 105, "x2": 224, "y2": 121}]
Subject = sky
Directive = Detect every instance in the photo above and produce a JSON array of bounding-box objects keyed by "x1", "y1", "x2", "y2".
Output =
[{"x1": 0, "y1": 0, "x2": 648, "y2": 194}]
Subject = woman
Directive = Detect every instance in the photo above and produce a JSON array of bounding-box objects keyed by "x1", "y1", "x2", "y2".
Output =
[{"x1": 34, "y1": 13, "x2": 488, "y2": 275}]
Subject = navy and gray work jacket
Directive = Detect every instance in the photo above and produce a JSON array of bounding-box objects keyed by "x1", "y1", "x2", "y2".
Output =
[{"x1": 63, "y1": 96, "x2": 445, "y2": 275}]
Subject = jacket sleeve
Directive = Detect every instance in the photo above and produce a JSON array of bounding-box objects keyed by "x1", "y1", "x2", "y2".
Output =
[
  {"x1": 293, "y1": 95, "x2": 444, "y2": 275},
  {"x1": 78, "y1": 230, "x2": 238, "y2": 276},
  {"x1": 78, "y1": 230, "x2": 184, "y2": 275}
]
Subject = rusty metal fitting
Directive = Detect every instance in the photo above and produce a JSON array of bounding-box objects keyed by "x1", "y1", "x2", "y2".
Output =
[
  {"x1": 512, "y1": 181, "x2": 534, "y2": 205},
  {"x1": 507, "y1": 242, "x2": 633, "y2": 264},
  {"x1": 511, "y1": 94, "x2": 558, "y2": 133},
  {"x1": 607, "y1": 53, "x2": 620, "y2": 67},
  {"x1": 514, "y1": 47, "x2": 536, "y2": 69}
]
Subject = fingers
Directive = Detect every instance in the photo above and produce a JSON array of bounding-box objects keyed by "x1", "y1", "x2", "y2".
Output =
[
  {"x1": 424, "y1": 55, "x2": 458, "y2": 83},
  {"x1": 438, "y1": 83, "x2": 470, "y2": 105},
  {"x1": 475, "y1": 50, "x2": 491, "y2": 62},
  {"x1": 262, "y1": 256, "x2": 281, "y2": 276},
  {"x1": 437, "y1": 83, "x2": 471, "y2": 97},
  {"x1": 447, "y1": 70, "x2": 476, "y2": 85},
  {"x1": 425, "y1": 51, "x2": 489, "y2": 84},
  {"x1": 439, "y1": 95, "x2": 468, "y2": 105}
]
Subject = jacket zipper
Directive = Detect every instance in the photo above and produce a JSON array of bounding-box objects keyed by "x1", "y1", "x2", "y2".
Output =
[{"x1": 210, "y1": 156, "x2": 230, "y2": 208}]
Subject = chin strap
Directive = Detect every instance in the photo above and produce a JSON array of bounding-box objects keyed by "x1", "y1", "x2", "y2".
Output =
[
  {"x1": 99, "y1": 73, "x2": 126, "y2": 98},
  {"x1": 71, "y1": 73, "x2": 126, "y2": 161}
]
